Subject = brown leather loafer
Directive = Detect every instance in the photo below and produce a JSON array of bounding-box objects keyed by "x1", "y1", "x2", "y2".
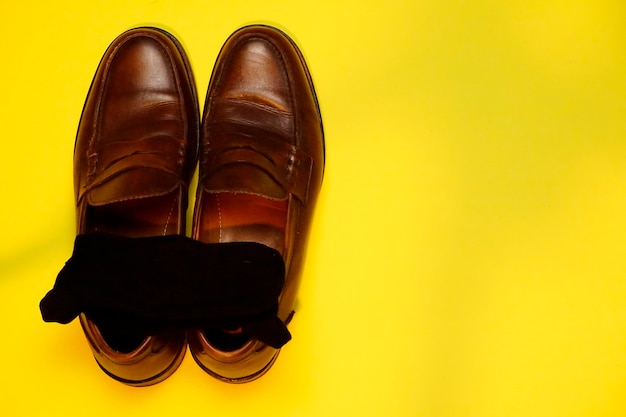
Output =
[
  {"x1": 189, "y1": 25, "x2": 324, "y2": 383},
  {"x1": 73, "y1": 27, "x2": 199, "y2": 386}
]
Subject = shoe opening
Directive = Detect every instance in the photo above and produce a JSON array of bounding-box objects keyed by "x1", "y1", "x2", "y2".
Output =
[
  {"x1": 99, "y1": 328, "x2": 147, "y2": 354},
  {"x1": 204, "y1": 327, "x2": 250, "y2": 352}
]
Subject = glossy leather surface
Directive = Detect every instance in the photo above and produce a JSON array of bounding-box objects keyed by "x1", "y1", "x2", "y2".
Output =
[
  {"x1": 73, "y1": 27, "x2": 199, "y2": 386},
  {"x1": 189, "y1": 25, "x2": 324, "y2": 383}
]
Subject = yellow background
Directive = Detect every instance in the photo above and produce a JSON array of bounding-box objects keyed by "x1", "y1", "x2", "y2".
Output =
[{"x1": 1, "y1": 0, "x2": 626, "y2": 416}]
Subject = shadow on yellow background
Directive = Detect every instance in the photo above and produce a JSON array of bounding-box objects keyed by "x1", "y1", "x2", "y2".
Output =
[{"x1": 2, "y1": 1, "x2": 626, "y2": 416}]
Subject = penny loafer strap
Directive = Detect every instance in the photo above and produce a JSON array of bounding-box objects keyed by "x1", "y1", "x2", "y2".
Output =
[
  {"x1": 203, "y1": 99, "x2": 314, "y2": 203},
  {"x1": 78, "y1": 132, "x2": 187, "y2": 205},
  {"x1": 39, "y1": 233, "x2": 291, "y2": 349}
]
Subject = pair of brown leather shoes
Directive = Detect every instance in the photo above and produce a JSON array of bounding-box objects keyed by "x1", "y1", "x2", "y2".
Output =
[{"x1": 68, "y1": 25, "x2": 323, "y2": 386}]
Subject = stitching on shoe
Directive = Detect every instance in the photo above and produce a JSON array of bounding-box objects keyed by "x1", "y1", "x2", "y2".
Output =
[
  {"x1": 163, "y1": 194, "x2": 177, "y2": 235},
  {"x1": 216, "y1": 193, "x2": 223, "y2": 242}
]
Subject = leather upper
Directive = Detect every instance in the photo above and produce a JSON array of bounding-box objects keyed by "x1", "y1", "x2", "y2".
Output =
[
  {"x1": 72, "y1": 27, "x2": 199, "y2": 386},
  {"x1": 74, "y1": 28, "x2": 199, "y2": 233},
  {"x1": 190, "y1": 24, "x2": 324, "y2": 382}
]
